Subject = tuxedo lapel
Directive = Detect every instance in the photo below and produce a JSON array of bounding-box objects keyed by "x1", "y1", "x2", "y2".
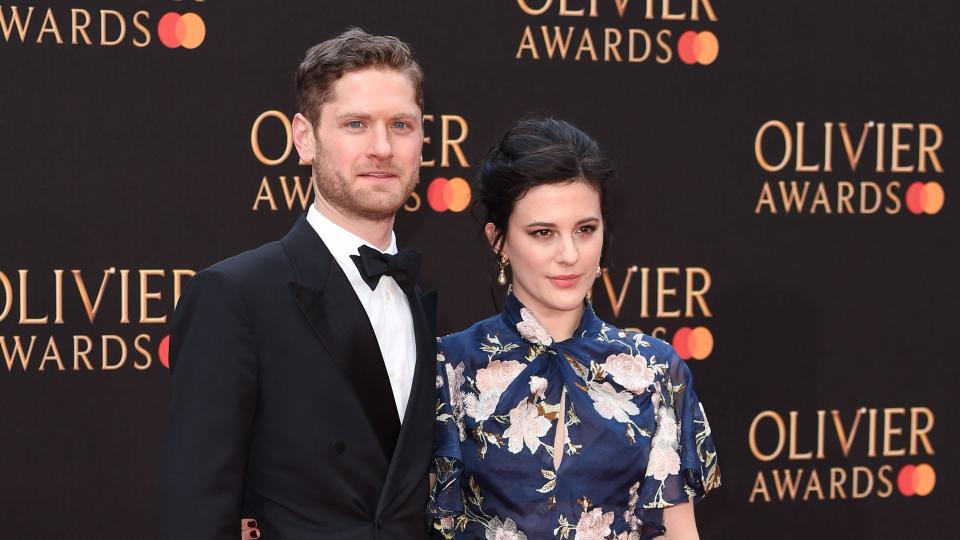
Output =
[
  {"x1": 377, "y1": 287, "x2": 438, "y2": 515},
  {"x1": 282, "y1": 215, "x2": 401, "y2": 459}
]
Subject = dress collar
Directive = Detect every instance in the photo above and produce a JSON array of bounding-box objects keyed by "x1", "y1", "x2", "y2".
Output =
[{"x1": 500, "y1": 288, "x2": 603, "y2": 346}]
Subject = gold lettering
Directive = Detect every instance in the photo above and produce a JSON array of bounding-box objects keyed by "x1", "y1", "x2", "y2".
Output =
[
  {"x1": 836, "y1": 181, "x2": 854, "y2": 214},
  {"x1": 441, "y1": 115, "x2": 470, "y2": 167},
  {"x1": 754, "y1": 182, "x2": 776, "y2": 214},
  {"x1": 2, "y1": 336, "x2": 37, "y2": 371},
  {"x1": 890, "y1": 123, "x2": 914, "y2": 173},
  {"x1": 600, "y1": 265, "x2": 637, "y2": 318},
  {"x1": 99, "y1": 10, "x2": 125, "y2": 46},
  {"x1": 279, "y1": 176, "x2": 313, "y2": 210},
  {"x1": 851, "y1": 466, "x2": 873, "y2": 499},
  {"x1": 772, "y1": 469, "x2": 803, "y2": 501},
  {"x1": 0, "y1": 6, "x2": 34, "y2": 42},
  {"x1": 559, "y1": 0, "x2": 587, "y2": 16},
  {"x1": 875, "y1": 122, "x2": 885, "y2": 172},
  {"x1": 823, "y1": 122, "x2": 833, "y2": 172},
  {"x1": 809, "y1": 183, "x2": 831, "y2": 214},
  {"x1": 133, "y1": 334, "x2": 152, "y2": 370},
  {"x1": 748, "y1": 471, "x2": 771, "y2": 503},
  {"x1": 829, "y1": 467, "x2": 847, "y2": 500},
  {"x1": 684, "y1": 267, "x2": 711, "y2": 317},
  {"x1": 788, "y1": 411, "x2": 812, "y2": 460},
  {"x1": 749, "y1": 410, "x2": 785, "y2": 462},
  {"x1": 132, "y1": 10, "x2": 150, "y2": 47},
  {"x1": 120, "y1": 269, "x2": 130, "y2": 323},
  {"x1": 39, "y1": 336, "x2": 65, "y2": 371},
  {"x1": 867, "y1": 408, "x2": 878, "y2": 457},
  {"x1": 614, "y1": 0, "x2": 630, "y2": 18},
  {"x1": 541, "y1": 25, "x2": 574, "y2": 59},
  {"x1": 603, "y1": 28, "x2": 622, "y2": 62},
  {"x1": 882, "y1": 407, "x2": 906, "y2": 457},
  {"x1": 253, "y1": 176, "x2": 278, "y2": 211},
  {"x1": 692, "y1": 0, "x2": 718, "y2": 21},
  {"x1": 72, "y1": 268, "x2": 114, "y2": 324},
  {"x1": 839, "y1": 122, "x2": 871, "y2": 172},
  {"x1": 37, "y1": 8, "x2": 64, "y2": 44},
  {"x1": 19, "y1": 270, "x2": 49, "y2": 324},
  {"x1": 654, "y1": 29, "x2": 672, "y2": 63},
  {"x1": 516, "y1": 25, "x2": 540, "y2": 59},
  {"x1": 802, "y1": 469, "x2": 824, "y2": 501},
  {"x1": 918, "y1": 123, "x2": 943, "y2": 173},
  {"x1": 73, "y1": 335, "x2": 94, "y2": 370},
  {"x1": 794, "y1": 122, "x2": 820, "y2": 172},
  {"x1": 251, "y1": 111, "x2": 293, "y2": 166},
  {"x1": 816, "y1": 410, "x2": 826, "y2": 459},
  {"x1": 909, "y1": 407, "x2": 935, "y2": 456},
  {"x1": 876, "y1": 464, "x2": 894, "y2": 498},
  {"x1": 860, "y1": 181, "x2": 882, "y2": 214},
  {"x1": 777, "y1": 181, "x2": 810, "y2": 213},
  {"x1": 884, "y1": 181, "x2": 901, "y2": 214},
  {"x1": 574, "y1": 28, "x2": 598, "y2": 61},
  {"x1": 517, "y1": 0, "x2": 553, "y2": 16},
  {"x1": 0, "y1": 271, "x2": 12, "y2": 322},
  {"x1": 755, "y1": 120, "x2": 791, "y2": 172},
  {"x1": 831, "y1": 408, "x2": 864, "y2": 458},
  {"x1": 53, "y1": 269, "x2": 64, "y2": 324},
  {"x1": 662, "y1": 0, "x2": 686, "y2": 20},
  {"x1": 628, "y1": 29, "x2": 651, "y2": 62},
  {"x1": 70, "y1": 9, "x2": 92, "y2": 44},
  {"x1": 139, "y1": 269, "x2": 166, "y2": 324},
  {"x1": 101, "y1": 334, "x2": 127, "y2": 370},
  {"x1": 656, "y1": 267, "x2": 680, "y2": 317}
]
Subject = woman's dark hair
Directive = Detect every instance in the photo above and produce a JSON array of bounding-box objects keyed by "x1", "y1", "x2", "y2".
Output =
[{"x1": 477, "y1": 117, "x2": 616, "y2": 261}]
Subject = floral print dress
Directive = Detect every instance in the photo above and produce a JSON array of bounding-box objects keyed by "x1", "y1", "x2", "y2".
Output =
[{"x1": 428, "y1": 292, "x2": 720, "y2": 539}]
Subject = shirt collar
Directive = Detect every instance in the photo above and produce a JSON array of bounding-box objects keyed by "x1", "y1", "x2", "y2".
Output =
[
  {"x1": 306, "y1": 203, "x2": 398, "y2": 259},
  {"x1": 500, "y1": 288, "x2": 602, "y2": 346}
]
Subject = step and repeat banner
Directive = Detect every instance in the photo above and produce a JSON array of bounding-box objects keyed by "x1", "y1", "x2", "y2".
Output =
[{"x1": 1, "y1": 1, "x2": 956, "y2": 538}]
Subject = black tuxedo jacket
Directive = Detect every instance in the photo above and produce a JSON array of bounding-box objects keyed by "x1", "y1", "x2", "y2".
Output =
[{"x1": 158, "y1": 215, "x2": 438, "y2": 540}]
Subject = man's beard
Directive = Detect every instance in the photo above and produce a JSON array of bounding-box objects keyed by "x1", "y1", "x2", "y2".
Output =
[{"x1": 312, "y1": 154, "x2": 419, "y2": 221}]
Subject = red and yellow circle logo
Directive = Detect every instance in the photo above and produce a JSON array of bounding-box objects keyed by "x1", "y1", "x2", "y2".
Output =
[
  {"x1": 905, "y1": 181, "x2": 945, "y2": 215},
  {"x1": 427, "y1": 177, "x2": 471, "y2": 212},
  {"x1": 159, "y1": 335, "x2": 170, "y2": 369},
  {"x1": 672, "y1": 326, "x2": 714, "y2": 360},
  {"x1": 158, "y1": 12, "x2": 206, "y2": 50},
  {"x1": 677, "y1": 31, "x2": 719, "y2": 65},
  {"x1": 897, "y1": 463, "x2": 936, "y2": 496}
]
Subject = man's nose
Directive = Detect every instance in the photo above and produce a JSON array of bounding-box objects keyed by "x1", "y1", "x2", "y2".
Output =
[{"x1": 367, "y1": 124, "x2": 393, "y2": 159}]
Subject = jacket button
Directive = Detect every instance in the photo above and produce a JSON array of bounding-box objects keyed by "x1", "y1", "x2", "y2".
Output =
[{"x1": 330, "y1": 440, "x2": 346, "y2": 456}]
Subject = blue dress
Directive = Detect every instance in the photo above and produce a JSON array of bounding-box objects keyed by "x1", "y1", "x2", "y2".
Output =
[{"x1": 428, "y1": 292, "x2": 720, "y2": 539}]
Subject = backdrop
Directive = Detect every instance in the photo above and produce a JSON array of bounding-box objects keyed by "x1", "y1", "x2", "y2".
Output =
[{"x1": 1, "y1": 1, "x2": 956, "y2": 538}]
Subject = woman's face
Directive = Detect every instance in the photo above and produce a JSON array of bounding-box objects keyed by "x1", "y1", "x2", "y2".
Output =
[{"x1": 490, "y1": 180, "x2": 603, "y2": 318}]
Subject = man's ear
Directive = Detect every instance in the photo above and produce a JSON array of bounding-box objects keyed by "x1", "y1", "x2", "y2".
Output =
[
  {"x1": 292, "y1": 113, "x2": 316, "y2": 165},
  {"x1": 484, "y1": 223, "x2": 505, "y2": 258}
]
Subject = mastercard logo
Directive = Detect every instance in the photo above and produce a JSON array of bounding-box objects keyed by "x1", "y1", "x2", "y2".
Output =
[
  {"x1": 427, "y1": 177, "x2": 471, "y2": 212},
  {"x1": 905, "y1": 181, "x2": 945, "y2": 215},
  {"x1": 158, "y1": 12, "x2": 206, "y2": 50},
  {"x1": 159, "y1": 334, "x2": 170, "y2": 369},
  {"x1": 672, "y1": 326, "x2": 713, "y2": 361},
  {"x1": 897, "y1": 463, "x2": 936, "y2": 496},
  {"x1": 677, "y1": 31, "x2": 719, "y2": 66}
]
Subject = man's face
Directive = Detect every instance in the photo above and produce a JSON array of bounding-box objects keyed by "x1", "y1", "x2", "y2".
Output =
[{"x1": 308, "y1": 67, "x2": 423, "y2": 221}]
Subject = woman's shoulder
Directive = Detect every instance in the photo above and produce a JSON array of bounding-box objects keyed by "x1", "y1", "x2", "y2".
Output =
[{"x1": 438, "y1": 312, "x2": 511, "y2": 351}]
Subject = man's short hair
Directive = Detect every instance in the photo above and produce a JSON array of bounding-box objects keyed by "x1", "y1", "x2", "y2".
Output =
[{"x1": 295, "y1": 28, "x2": 424, "y2": 128}]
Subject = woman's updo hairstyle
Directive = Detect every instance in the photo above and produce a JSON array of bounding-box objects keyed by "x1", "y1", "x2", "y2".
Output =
[{"x1": 477, "y1": 117, "x2": 616, "y2": 261}]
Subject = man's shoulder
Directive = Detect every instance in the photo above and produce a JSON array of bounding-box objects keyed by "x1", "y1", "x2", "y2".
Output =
[{"x1": 200, "y1": 240, "x2": 291, "y2": 289}]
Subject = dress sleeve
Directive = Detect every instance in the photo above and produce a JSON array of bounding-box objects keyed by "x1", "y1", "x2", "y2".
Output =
[
  {"x1": 427, "y1": 339, "x2": 465, "y2": 534},
  {"x1": 637, "y1": 345, "x2": 721, "y2": 536}
]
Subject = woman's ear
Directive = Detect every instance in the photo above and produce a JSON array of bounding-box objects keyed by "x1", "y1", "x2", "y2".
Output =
[{"x1": 484, "y1": 223, "x2": 504, "y2": 257}]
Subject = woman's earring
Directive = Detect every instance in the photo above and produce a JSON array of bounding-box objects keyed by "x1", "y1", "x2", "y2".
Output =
[
  {"x1": 497, "y1": 255, "x2": 510, "y2": 286},
  {"x1": 596, "y1": 265, "x2": 602, "y2": 278}
]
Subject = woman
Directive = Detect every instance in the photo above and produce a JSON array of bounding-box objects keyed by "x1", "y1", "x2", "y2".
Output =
[{"x1": 428, "y1": 118, "x2": 720, "y2": 539}]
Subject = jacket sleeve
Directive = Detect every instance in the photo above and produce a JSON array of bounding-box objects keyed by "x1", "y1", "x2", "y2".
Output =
[{"x1": 158, "y1": 268, "x2": 258, "y2": 540}]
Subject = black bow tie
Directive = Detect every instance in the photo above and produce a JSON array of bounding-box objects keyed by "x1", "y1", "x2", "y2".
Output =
[{"x1": 350, "y1": 244, "x2": 421, "y2": 292}]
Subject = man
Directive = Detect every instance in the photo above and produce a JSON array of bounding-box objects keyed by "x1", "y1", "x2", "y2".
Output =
[{"x1": 159, "y1": 29, "x2": 437, "y2": 540}]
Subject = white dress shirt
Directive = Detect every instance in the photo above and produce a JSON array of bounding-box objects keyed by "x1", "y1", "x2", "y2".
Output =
[{"x1": 306, "y1": 205, "x2": 417, "y2": 423}]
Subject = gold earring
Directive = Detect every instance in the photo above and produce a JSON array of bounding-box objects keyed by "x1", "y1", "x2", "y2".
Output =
[
  {"x1": 596, "y1": 266, "x2": 601, "y2": 278},
  {"x1": 497, "y1": 255, "x2": 510, "y2": 285}
]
